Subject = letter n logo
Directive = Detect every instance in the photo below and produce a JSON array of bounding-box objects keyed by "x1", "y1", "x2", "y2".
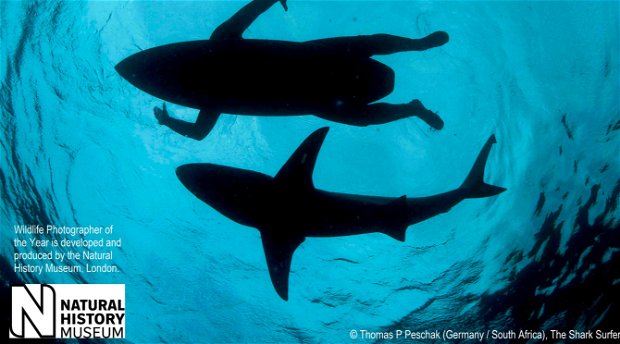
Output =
[{"x1": 9, "y1": 284, "x2": 56, "y2": 338}]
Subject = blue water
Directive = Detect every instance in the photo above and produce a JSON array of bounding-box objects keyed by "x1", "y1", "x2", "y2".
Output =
[{"x1": 1, "y1": 1, "x2": 619, "y2": 342}]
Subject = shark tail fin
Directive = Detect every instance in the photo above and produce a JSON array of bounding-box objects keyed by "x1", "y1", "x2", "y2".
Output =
[{"x1": 460, "y1": 135, "x2": 506, "y2": 198}]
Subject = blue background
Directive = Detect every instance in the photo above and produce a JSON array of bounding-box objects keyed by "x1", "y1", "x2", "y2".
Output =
[{"x1": 1, "y1": 1, "x2": 619, "y2": 342}]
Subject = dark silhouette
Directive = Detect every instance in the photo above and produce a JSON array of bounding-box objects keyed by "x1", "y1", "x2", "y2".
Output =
[
  {"x1": 176, "y1": 127, "x2": 505, "y2": 300},
  {"x1": 115, "y1": 0, "x2": 449, "y2": 140}
]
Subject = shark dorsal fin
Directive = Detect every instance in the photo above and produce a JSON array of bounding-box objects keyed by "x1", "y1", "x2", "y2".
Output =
[
  {"x1": 275, "y1": 127, "x2": 329, "y2": 190},
  {"x1": 389, "y1": 195, "x2": 407, "y2": 207}
]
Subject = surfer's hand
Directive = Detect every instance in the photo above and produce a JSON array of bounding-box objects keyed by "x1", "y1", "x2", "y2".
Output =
[
  {"x1": 279, "y1": 0, "x2": 288, "y2": 11},
  {"x1": 154, "y1": 103, "x2": 170, "y2": 125}
]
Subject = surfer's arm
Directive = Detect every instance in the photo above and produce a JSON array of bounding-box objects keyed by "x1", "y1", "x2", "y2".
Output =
[
  {"x1": 154, "y1": 103, "x2": 170, "y2": 125},
  {"x1": 154, "y1": 104, "x2": 220, "y2": 141},
  {"x1": 211, "y1": 0, "x2": 288, "y2": 39}
]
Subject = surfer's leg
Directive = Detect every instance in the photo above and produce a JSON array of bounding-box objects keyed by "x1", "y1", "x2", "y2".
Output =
[
  {"x1": 368, "y1": 100, "x2": 444, "y2": 129},
  {"x1": 154, "y1": 104, "x2": 220, "y2": 141},
  {"x1": 307, "y1": 32, "x2": 449, "y2": 56},
  {"x1": 318, "y1": 100, "x2": 444, "y2": 129},
  {"x1": 211, "y1": 0, "x2": 287, "y2": 39}
]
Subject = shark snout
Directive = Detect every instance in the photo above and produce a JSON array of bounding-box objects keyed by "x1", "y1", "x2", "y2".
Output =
[
  {"x1": 176, "y1": 164, "x2": 204, "y2": 190},
  {"x1": 176, "y1": 163, "x2": 227, "y2": 193}
]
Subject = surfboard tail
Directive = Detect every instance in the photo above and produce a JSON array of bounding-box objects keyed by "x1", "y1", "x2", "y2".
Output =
[{"x1": 460, "y1": 135, "x2": 506, "y2": 198}]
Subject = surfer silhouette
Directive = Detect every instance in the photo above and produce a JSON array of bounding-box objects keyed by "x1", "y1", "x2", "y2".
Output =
[{"x1": 116, "y1": 0, "x2": 449, "y2": 140}]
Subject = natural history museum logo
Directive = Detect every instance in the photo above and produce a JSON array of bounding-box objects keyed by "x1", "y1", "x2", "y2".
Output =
[{"x1": 9, "y1": 284, "x2": 125, "y2": 339}]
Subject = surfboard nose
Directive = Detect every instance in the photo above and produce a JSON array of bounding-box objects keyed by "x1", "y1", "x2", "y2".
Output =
[
  {"x1": 115, "y1": 49, "x2": 192, "y2": 107},
  {"x1": 115, "y1": 50, "x2": 159, "y2": 89},
  {"x1": 115, "y1": 55, "x2": 140, "y2": 84}
]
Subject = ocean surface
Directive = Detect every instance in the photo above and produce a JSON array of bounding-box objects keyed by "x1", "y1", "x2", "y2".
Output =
[{"x1": 1, "y1": 1, "x2": 619, "y2": 342}]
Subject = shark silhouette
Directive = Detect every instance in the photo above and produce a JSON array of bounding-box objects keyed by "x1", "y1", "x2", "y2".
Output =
[
  {"x1": 176, "y1": 128, "x2": 506, "y2": 300},
  {"x1": 115, "y1": 0, "x2": 449, "y2": 140}
]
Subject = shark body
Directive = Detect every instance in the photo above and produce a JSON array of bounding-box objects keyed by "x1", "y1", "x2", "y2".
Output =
[{"x1": 176, "y1": 128, "x2": 505, "y2": 299}]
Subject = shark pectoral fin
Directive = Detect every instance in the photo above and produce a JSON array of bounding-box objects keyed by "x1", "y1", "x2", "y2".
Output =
[
  {"x1": 274, "y1": 127, "x2": 329, "y2": 190},
  {"x1": 260, "y1": 231, "x2": 305, "y2": 301}
]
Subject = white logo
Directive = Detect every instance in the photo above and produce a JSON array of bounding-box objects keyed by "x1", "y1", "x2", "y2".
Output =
[
  {"x1": 9, "y1": 284, "x2": 125, "y2": 339},
  {"x1": 9, "y1": 284, "x2": 56, "y2": 338}
]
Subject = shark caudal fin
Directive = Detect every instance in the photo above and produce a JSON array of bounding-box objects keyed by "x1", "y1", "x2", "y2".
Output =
[{"x1": 460, "y1": 135, "x2": 506, "y2": 198}]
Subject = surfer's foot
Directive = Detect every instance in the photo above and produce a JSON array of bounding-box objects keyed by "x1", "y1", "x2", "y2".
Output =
[
  {"x1": 278, "y1": 0, "x2": 288, "y2": 11},
  {"x1": 422, "y1": 31, "x2": 449, "y2": 49},
  {"x1": 410, "y1": 99, "x2": 444, "y2": 130},
  {"x1": 154, "y1": 103, "x2": 170, "y2": 125}
]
